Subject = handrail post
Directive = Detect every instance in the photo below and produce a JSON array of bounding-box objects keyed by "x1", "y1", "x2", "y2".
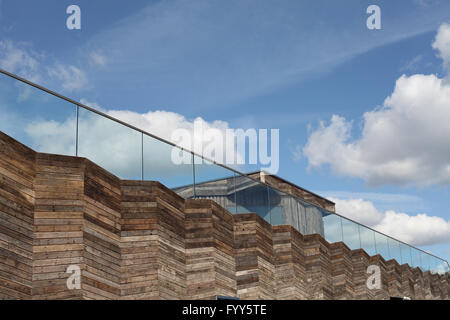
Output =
[
  {"x1": 141, "y1": 132, "x2": 144, "y2": 181},
  {"x1": 192, "y1": 153, "x2": 196, "y2": 198},
  {"x1": 75, "y1": 104, "x2": 79, "y2": 157}
]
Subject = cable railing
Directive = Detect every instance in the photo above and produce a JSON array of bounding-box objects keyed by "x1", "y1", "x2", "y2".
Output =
[{"x1": 0, "y1": 68, "x2": 448, "y2": 275}]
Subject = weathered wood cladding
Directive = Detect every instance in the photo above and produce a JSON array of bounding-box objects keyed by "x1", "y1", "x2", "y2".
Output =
[
  {"x1": 234, "y1": 213, "x2": 275, "y2": 299},
  {"x1": 33, "y1": 153, "x2": 85, "y2": 300},
  {"x1": 185, "y1": 199, "x2": 236, "y2": 299},
  {"x1": 83, "y1": 161, "x2": 122, "y2": 300},
  {"x1": 0, "y1": 132, "x2": 448, "y2": 300},
  {"x1": 0, "y1": 132, "x2": 35, "y2": 299}
]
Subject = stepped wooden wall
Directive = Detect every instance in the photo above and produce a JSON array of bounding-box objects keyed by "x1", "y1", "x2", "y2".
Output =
[
  {"x1": 0, "y1": 131, "x2": 448, "y2": 300},
  {"x1": 0, "y1": 132, "x2": 35, "y2": 299}
]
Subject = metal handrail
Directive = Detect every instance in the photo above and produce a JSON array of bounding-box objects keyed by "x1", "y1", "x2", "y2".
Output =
[{"x1": 0, "y1": 68, "x2": 448, "y2": 269}]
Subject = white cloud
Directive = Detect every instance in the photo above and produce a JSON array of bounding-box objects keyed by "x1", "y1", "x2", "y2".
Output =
[
  {"x1": 24, "y1": 104, "x2": 241, "y2": 181},
  {"x1": 376, "y1": 211, "x2": 450, "y2": 247},
  {"x1": 16, "y1": 85, "x2": 33, "y2": 102},
  {"x1": 291, "y1": 144, "x2": 303, "y2": 162},
  {"x1": 432, "y1": 23, "x2": 450, "y2": 68},
  {"x1": 24, "y1": 117, "x2": 77, "y2": 156},
  {"x1": 47, "y1": 64, "x2": 88, "y2": 92},
  {"x1": 81, "y1": 1, "x2": 450, "y2": 110},
  {"x1": 0, "y1": 39, "x2": 89, "y2": 92},
  {"x1": 80, "y1": 98, "x2": 104, "y2": 111},
  {"x1": 302, "y1": 24, "x2": 450, "y2": 187},
  {"x1": 320, "y1": 190, "x2": 426, "y2": 214},
  {"x1": 330, "y1": 197, "x2": 450, "y2": 247},
  {"x1": 0, "y1": 40, "x2": 41, "y2": 82},
  {"x1": 321, "y1": 191, "x2": 423, "y2": 205},
  {"x1": 328, "y1": 197, "x2": 384, "y2": 226},
  {"x1": 89, "y1": 52, "x2": 107, "y2": 67}
]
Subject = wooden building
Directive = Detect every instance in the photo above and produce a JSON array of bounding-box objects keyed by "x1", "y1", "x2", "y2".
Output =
[{"x1": 0, "y1": 131, "x2": 448, "y2": 300}]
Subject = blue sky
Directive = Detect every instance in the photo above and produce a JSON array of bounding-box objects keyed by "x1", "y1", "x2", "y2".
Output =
[{"x1": 1, "y1": 0, "x2": 450, "y2": 264}]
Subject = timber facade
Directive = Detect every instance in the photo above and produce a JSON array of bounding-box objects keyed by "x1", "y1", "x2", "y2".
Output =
[{"x1": 0, "y1": 131, "x2": 448, "y2": 300}]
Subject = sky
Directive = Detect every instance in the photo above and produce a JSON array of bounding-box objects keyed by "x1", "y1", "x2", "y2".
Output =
[{"x1": 0, "y1": 0, "x2": 450, "y2": 265}]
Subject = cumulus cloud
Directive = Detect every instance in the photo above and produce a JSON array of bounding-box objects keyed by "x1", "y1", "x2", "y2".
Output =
[
  {"x1": 432, "y1": 23, "x2": 450, "y2": 68},
  {"x1": 302, "y1": 23, "x2": 450, "y2": 187},
  {"x1": 23, "y1": 103, "x2": 242, "y2": 181},
  {"x1": 25, "y1": 117, "x2": 77, "y2": 156},
  {"x1": 107, "y1": 109, "x2": 230, "y2": 146},
  {"x1": 329, "y1": 197, "x2": 450, "y2": 247},
  {"x1": 328, "y1": 197, "x2": 384, "y2": 226}
]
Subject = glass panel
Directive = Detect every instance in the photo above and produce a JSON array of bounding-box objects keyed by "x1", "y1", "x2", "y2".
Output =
[
  {"x1": 341, "y1": 217, "x2": 361, "y2": 250},
  {"x1": 388, "y1": 238, "x2": 402, "y2": 264},
  {"x1": 304, "y1": 205, "x2": 325, "y2": 236},
  {"x1": 295, "y1": 199, "x2": 307, "y2": 235},
  {"x1": 284, "y1": 191, "x2": 299, "y2": 230},
  {"x1": 290, "y1": 199, "x2": 301, "y2": 232},
  {"x1": 193, "y1": 157, "x2": 237, "y2": 212},
  {"x1": 270, "y1": 203, "x2": 283, "y2": 226},
  {"x1": 226, "y1": 173, "x2": 238, "y2": 214},
  {"x1": 143, "y1": 135, "x2": 194, "y2": 197},
  {"x1": 420, "y1": 251, "x2": 430, "y2": 272},
  {"x1": 323, "y1": 212, "x2": 343, "y2": 243},
  {"x1": 429, "y1": 257, "x2": 436, "y2": 273},
  {"x1": 235, "y1": 174, "x2": 270, "y2": 223},
  {"x1": 430, "y1": 257, "x2": 447, "y2": 275},
  {"x1": 411, "y1": 248, "x2": 422, "y2": 269},
  {"x1": 359, "y1": 225, "x2": 376, "y2": 256},
  {"x1": 78, "y1": 108, "x2": 141, "y2": 180},
  {"x1": 374, "y1": 231, "x2": 391, "y2": 260},
  {"x1": 284, "y1": 196, "x2": 300, "y2": 231},
  {"x1": 399, "y1": 243, "x2": 412, "y2": 266},
  {"x1": 269, "y1": 186, "x2": 292, "y2": 227},
  {"x1": 0, "y1": 72, "x2": 77, "y2": 155}
]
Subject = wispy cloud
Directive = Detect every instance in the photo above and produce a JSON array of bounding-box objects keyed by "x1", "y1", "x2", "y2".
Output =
[
  {"x1": 0, "y1": 39, "x2": 89, "y2": 93},
  {"x1": 400, "y1": 55, "x2": 424, "y2": 72},
  {"x1": 0, "y1": 40, "x2": 41, "y2": 82},
  {"x1": 47, "y1": 64, "x2": 88, "y2": 92},
  {"x1": 89, "y1": 52, "x2": 107, "y2": 67},
  {"x1": 80, "y1": 0, "x2": 450, "y2": 110}
]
